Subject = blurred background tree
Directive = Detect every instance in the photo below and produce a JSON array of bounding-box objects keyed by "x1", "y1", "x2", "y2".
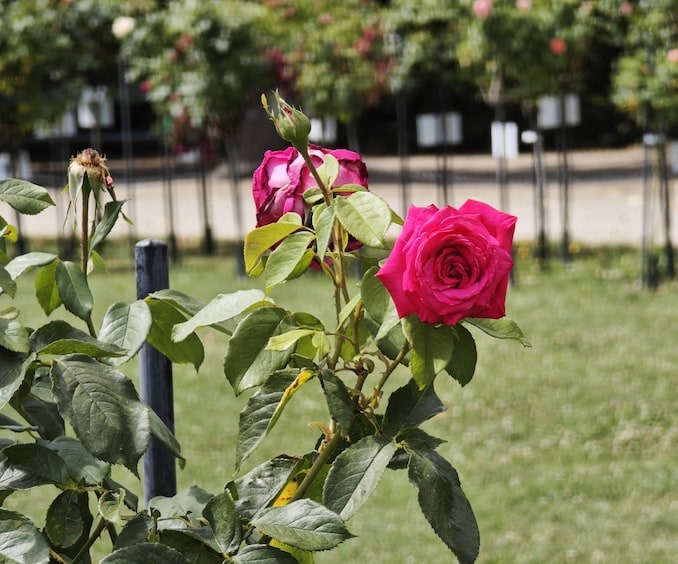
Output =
[
  {"x1": 121, "y1": 0, "x2": 270, "y2": 157},
  {"x1": 2, "y1": 0, "x2": 677, "y2": 160},
  {"x1": 612, "y1": 0, "x2": 678, "y2": 133},
  {"x1": 0, "y1": 0, "x2": 135, "y2": 161},
  {"x1": 259, "y1": 0, "x2": 392, "y2": 150}
]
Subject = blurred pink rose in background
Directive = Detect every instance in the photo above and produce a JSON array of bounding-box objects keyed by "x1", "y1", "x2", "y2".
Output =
[
  {"x1": 376, "y1": 200, "x2": 516, "y2": 326},
  {"x1": 252, "y1": 145, "x2": 368, "y2": 227},
  {"x1": 472, "y1": 0, "x2": 492, "y2": 18},
  {"x1": 667, "y1": 48, "x2": 678, "y2": 63}
]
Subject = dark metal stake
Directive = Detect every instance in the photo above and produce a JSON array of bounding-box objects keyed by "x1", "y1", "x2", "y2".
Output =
[{"x1": 136, "y1": 239, "x2": 176, "y2": 506}]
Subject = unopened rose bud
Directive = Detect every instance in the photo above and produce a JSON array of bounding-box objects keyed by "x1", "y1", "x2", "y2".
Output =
[{"x1": 262, "y1": 91, "x2": 311, "y2": 150}]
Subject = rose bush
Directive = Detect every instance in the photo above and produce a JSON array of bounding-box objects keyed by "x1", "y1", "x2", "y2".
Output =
[
  {"x1": 0, "y1": 93, "x2": 527, "y2": 564},
  {"x1": 376, "y1": 200, "x2": 516, "y2": 326},
  {"x1": 252, "y1": 144, "x2": 368, "y2": 226}
]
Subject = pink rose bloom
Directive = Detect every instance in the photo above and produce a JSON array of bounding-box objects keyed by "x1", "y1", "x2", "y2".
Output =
[
  {"x1": 376, "y1": 200, "x2": 516, "y2": 326},
  {"x1": 472, "y1": 0, "x2": 492, "y2": 18},
  {"x1": 252, "y1": 144, "x2": 368, "y2": 227},
  {"x1": 667, "y1": 48, "x2": 678, "y2": 63}
]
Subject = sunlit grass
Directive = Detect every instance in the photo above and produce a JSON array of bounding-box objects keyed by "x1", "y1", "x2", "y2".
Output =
[{"x1": 3, "y1": 244, "x2": 677, "y2": 562}]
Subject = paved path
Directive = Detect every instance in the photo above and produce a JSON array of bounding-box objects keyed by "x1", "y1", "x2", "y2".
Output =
[{"x1": 4, "y1": 145, "x2": 676, "y2": 248}]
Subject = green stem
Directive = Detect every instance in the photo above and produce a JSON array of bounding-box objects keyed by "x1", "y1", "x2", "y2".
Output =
[
  {"x1": 71, "y1": 516, "x2": 108, "y2": 564},
  {"x1": 367, "y1": 341, "x2": 411, "y2": 406},
  {"x1": 80, "y1": 189, "x2": 89, "y2": 278},
  {"x1": 290, "y1": 430, "x2": 343, "y2": 503},
  {"x1": 298, "y1": 147, "x2": 332, "y2": 205}
]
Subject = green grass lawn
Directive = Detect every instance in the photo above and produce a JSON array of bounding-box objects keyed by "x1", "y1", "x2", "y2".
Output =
[{"x1": 3, "y1": 244, "x2": 677, "y2": 563}]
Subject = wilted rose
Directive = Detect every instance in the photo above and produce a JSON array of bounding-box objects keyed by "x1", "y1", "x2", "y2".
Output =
[
  {"x1": 252, "y1": 144, "x2": 368, "y2": 227},
  {"x1": 376, "y1": 200, "x2": 516, "y2": 326}
]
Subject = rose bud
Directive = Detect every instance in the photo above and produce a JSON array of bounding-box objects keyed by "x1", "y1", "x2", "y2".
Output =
[{"x1": 262, "y1": 91, "x2": 312, "y2": 150}]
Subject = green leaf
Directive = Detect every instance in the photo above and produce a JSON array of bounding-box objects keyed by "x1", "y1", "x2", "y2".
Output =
[
  {"x1": 56, "y1": 261, "x2": 93, "y2": 321},
  {"x1": 402, "y1": 316, "x2": 455, "y2": 389},
  {"x1": 317, "y1": 153, "x2": 339, "y2": 189},
  {"x1": 146, "y1": 299, "x2": 204, "y2": 371},
  {"x1": 0, "y1": 508, "x2": 51, "y2": 564},
  {"x1": 90, "y1": 200, "x2": 127, "y2": 251},
  {"x1": 266, "y1": 329, "x2": 317, "y2": 352},
  {"x1": 172, "y1": 289, "x2": 268, "y2": 342},
  {"x1": 0, "y1": 319, "x2": 30, "y2": 353},
  {"x1": 408, "y1": 447, "x2": 480, "y2": 564},
  {"x1": 0, "y1": 179, "x2": 55, "y2": 214},
  {"x1": 465, "y1": 317, "x2": 531, "y2": 347},
  {"x1": 223, "y1": 307, "x2": 294, "y2": 395},
  {"x1": 446, "y1": 325, "x2": 477, "y2": 387},
  {"x1": 0, "y1": 352, "x2": 31, "y2": 409},
  {"x1": 5, "y1": 252, "x2": 57, "y2": 279},
  {"x1": 113, "y1": 514, "x2": 153, "y2": 551},
  {"x1": 319, "y1": 370, "x2": 354, "y2": 436},
  {"x1": 312, "y1": 203, "x2": 334, "y2": 261},
  {"x1": 148, "y1": 409, "x2": 185, "y2": 469},
  {"x1": 158, "y1": 529, "x2": 223, "y2": 563},
  {"x1": 202, "y1": 491, "x2": 242, "y2": 555},
  {"x1": 323, "y1": 435, "x2": 396, "y2": 520},
  {"x1": 2, "y1": 443, "x2": 72, "y2": 488},
  {"x1": 383, "y1": 379, "x2": 447, "y2": 437},
  {"x1": 147, "y1": 289, "x2": 206, "y2": 317},
  {"x1": 101, "y1": 543, "x2": 192, "y2": 563},
  {"x1": 233, "y1": 543, "x2": 299, "y2": 563},
  {"x1": 15, "y1": 369, "x2": 65, "y2": 440},
  {"x1": 149, "y1": 485, "x2": 214, "y2": 528},
  {"x1": 360, "y1": 267, "x2": 405, "y2": 358},
  {"x1": 360, "y1": 266, "x2": 400, "y2": 339},
  {"x1": 334, "y1": 191, "x2": 391, "y2": 248},
  {"x1": 0, "y1": 264, "x2": 16, "y2": 297},
  {"x1": 30, "y1": 319, "x2": 125, "y2": 358},
  {"x1": 98, "y1": 489, "x2": 126, "y2": 526},
  {"x1": 99, "y1": 301, "x2": 152, "y2": 365},
  {"x1": 51, "y1": 355, "x2": 150, "y2": 475},
  {"x1": 244, "y1": 222, "x2": 304, "y2": 274},
  {"x1": 251, "y1": 499, "x2": 353, "y2": 551},
  {"x1": 34, "y1": 259, "x2": 61, "y2": 315},
  {"x1": 236, "y1": 369, "x2": 298, "y2": 470},
  {"x1": 45, "y1": 490, "x2": 89, "y2": 549},
  {"x1": 265, "y1": 231, "x2": 315, "y2": 291},
  {"x1": 44, "y1": 436, "x2": 111, "y2": 485},
  {"x1": 227, "y1": 457, "x2": 298, "y2": 521}
]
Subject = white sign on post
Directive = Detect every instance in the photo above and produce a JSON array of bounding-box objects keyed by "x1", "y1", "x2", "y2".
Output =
[
  {"x1": 35, "y1": 111, "x2": 78, "y2": 139},
  {"x1": 537, "y1": 94, "x2": 581, "y2": 129},
  {"x1": 309, "y1": 116, "x2": 337, "y2": 144},
  {"x1": 670, "y1": 140, "x2": 678, "y2": 174},
  {"x1": 491, "y1": 121, "x2": 518, "y2": 160},
  {"x1": 77, "y1": 86, "x2": 114, "y2": 129},
  {"x1": 0, "y1": 151, "x2": 33, "y2": 179},
  {"x1": 416, "y1": 112, "x2": 462, "y2": 147}
]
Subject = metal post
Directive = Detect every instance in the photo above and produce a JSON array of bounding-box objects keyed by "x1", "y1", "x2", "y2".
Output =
[
  {"x1": 657, "y1": 137, "x2": 675, "y2": 279},
  {"x1": 534, "y1": 132, "x2": 548, "y2": 267},
  {"x1": 558, "y1": 91, "x2": 571, "y2": 263},
  {"x1": 117, "y1": 55, "x2": 137, "y2": 243},
  {"x1": 136, "y1": 239, "x2": 176, "y2": 506},
  {"x1": 396, "y1": 93, "x2": 410, "y2": 218}
]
